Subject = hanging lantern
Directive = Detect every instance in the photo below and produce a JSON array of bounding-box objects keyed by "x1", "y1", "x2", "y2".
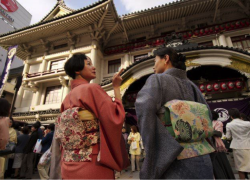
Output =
[
  {"x1": 215, "y1": 25, "x2": 220, "y2": 31},
  {"x1": 213, "y1": 83, "x2": 220, "y2": 91},
  {"x1": 206, "y1": 84, "x2": 213, "y2": 92},
  {"x1": 194, "y1": 30, "x2": 199, "y2": 35},
  {"x1": 205, "y1": 28, "x2": 209, "y2": 33},
  {"x1": 246, "y1": 20, "x2": 250, "y2": 26},
  {"x1": 225, "y1": 23, "x2": 231, "y2": 29},
  {"x1": 199, "y1": 84, "x2": 205, "y2": 92},
  {"x1": 219, "y1": 24, "x2": 225, "y2": 30},
  {"x1": 200, "y1": 29, "x2": 205, "y2": 35},
  {"x1": 228, "y1": 82, "x2": 235, "y2": 89},
  {"x1": 220, "y1": 82, "x2": 227, "y2": 90},
  {"x1": 236, "y1": 81, "x2": 243, "y2": 89},
  {"x1": 209, "y1": 27, "x2": 214, "y2": 33},
  {"x1": 240, "y1": 20, "x2": 246, "y2": 26},
  {"x1": 183, "y1": 33, "x2": 187, "y2": 38},
  {"x1": 188, "y1": 31, "x2": 193, "y2": 37},
  {"x1": 236, "y1": 21, "x2": 240, "y2": 27},
  {"x1": 231, "y1": 22, "x2": 235, "y2": 28}
]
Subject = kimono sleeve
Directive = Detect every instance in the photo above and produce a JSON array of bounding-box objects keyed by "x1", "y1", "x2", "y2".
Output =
[
  {"x1": 135, "y1": 74, "x2": 183, "y2": 179},
  {"x1": 80, "y1": 84, "x2": 130, "y2": 171}
]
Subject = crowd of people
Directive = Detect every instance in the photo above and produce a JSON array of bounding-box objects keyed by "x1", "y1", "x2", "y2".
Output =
[
  {"x1": 0, "y1": 98, "x2": 54, "y2": 179},
  {"x1": 0, "y1": 46, "x2": 250, "y2": 179}
]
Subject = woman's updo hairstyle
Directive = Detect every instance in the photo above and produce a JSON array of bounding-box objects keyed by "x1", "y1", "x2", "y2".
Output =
[
  {"x1": 153, "y1": 47, "x2": 186, "y2": 70},
  {"x1": 64, "y1": 53, "x2": 88, "y2": 79}
]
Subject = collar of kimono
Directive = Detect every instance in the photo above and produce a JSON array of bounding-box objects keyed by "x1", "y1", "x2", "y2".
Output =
[
  {"x1": 163, "y1": 67, "x2": 188, "y2": 79},
  {"x1": 70, "y1": 79, "x2": 89, "y2": 90}
]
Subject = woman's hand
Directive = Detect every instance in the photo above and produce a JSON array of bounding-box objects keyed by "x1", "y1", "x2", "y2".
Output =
[{"x1": 112, "y1": 68, "x2": 124, "y2": 88}]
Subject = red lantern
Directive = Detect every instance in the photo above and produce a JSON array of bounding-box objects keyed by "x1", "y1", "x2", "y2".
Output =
[
  {"x1": 188, "y1": 31, "x2": 193, "y2": 37},
  {"x1": 183, "y1": 33, "x2": 187, "y2": 38},
  {"x1": 194, "y1": 30, "x2": 199, "y2": 35},
  {"x1": 228, "y1": 82, "x2": 235, "y2": 89},
  {"x1": 199, "y1": 84, "x2": 205, "y2": 92},
  {"x1": 236, "y1": 81, "x2": 243, "y2": 89},
  {"x1": 209, "y1": 27, "x2": 214, "y2": 33},
  {"x1": 213, "y1": 83, "x2": 220, "y2": 91},
  {"x1": 200, "y1": 29, "x2": 204, "y2": 35},
  {"x1": 236, "y1": 21, "x2": 240, "y2": 27},
  {"x1": 220, "y1": 82, "x2": 227, "y2": 90},
  {"x1": 219, "y1": 24, "x2": 225, "y2": 30},
  {"x1": 215, "y1": 25, "x2": 220, "y2": 31},
  {"x1": 246, "y1": 20, "x2": 250, "y2": 26},
  {"x1": 225, "y1": 23, "x2": 230, "y2": 29},
  {"x1": 205, "y1": 28, "x2": 209, "y2": 33},
  {"x1": 231, "y1": 22, "x2": 235, "y2": 28},
  {"x1": 240, "y1": 20, "x2": 245, "y2": 26},
  {"x1": 206, "y1": 84, "x2": 212, "y2": 92}
]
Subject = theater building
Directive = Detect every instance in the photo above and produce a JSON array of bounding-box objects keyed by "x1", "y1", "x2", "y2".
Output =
[{"x1": 0, "y1": 0, "x2": 250, "y2": 124}]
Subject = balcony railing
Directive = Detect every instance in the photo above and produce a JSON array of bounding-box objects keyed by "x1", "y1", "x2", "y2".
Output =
[{"x1": 27, "y1": 68, "x2": 64, "y2": 78}]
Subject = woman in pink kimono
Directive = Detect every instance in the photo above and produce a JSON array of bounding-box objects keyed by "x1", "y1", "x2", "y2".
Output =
[{"x1": 50, "y1": 53, "x2": 129, "y2": 179}]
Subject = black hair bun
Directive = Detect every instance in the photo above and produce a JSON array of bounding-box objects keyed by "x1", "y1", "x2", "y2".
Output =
[{"x1": 178, "y1": 53, "x2": 186, "y2": 62}]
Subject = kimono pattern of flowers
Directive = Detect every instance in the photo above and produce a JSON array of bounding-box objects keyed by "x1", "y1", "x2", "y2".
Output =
[
  {"x1": 55, "y1": 107, "x2": 99, "y2": 162},
  {"x1": 164, "y1": 100, "x2": 215, "y2": 160}
]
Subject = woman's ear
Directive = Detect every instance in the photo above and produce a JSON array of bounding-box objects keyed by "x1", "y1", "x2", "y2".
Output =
[{"x1": 164, "y1": 55, "x2": 170, "y2": 64}]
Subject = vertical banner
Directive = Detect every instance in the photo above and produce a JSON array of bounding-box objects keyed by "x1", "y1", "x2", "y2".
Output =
[{"x1": 0, "y1": 45, "x2": 18, "y2": 96}]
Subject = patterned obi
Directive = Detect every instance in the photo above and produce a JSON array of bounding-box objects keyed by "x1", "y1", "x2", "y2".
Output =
[
  {"x1": 55, "y1": 107, "x2": 99, "y2": 162},
  {"x1": 159, "y1": 100, "x2": 215, "y2": 160}
]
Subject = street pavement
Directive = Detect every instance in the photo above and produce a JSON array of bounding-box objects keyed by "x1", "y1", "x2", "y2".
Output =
[{"x1": 7, "y1": 153, "x2": 241, "y2": 179}]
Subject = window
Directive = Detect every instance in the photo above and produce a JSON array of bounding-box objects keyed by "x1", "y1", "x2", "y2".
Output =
[
  {"x1": 232, "y1": 35, "x2": 250, "y2": 50},
  {"x1": 44, "y1": 85, "x2": 62, "y2": 104},
  {"x1": 198, "y1": 41, "x2": 213, "y2": 47},
  {"x1": 54, "y1": 43, "x2": 68, "y2": 50},
  {"x1": 50, "y1": 60, "x2": 65, "y2": 70},
  {"x1": 134, "y1": 54, "x2": 148, "y2": 62},
  {"x1": 108, "y1": 59, "x2": 121, "y2": 74}
]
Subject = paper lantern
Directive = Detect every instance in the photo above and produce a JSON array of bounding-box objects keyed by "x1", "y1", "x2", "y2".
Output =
[
  {"x1": 213, "y1": 83, "x2": 220, "y2": 91},
  {"x1": 199, "y1": 84, "x2": 205, "y2": 92},
  {"x1": 228, "y1": 82, "x2": 235, "y2": 89},
  {"x1": 236, "y1": 81, "x2": 243, "y2": 89},
  {"x1": 220, "y1": 82, "x2": 227, "y2": 90},
  {"x1": 205, "y1": 28, "x2": 209, "y2": 33},
  {"x1": 206, "y1": 84, "x2": 212, "y2": 92}
]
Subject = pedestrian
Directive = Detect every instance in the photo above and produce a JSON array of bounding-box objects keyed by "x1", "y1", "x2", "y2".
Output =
[
  {"x1": 50, "y1": 53, "x2": 129, "y2": 179},
  {"x1": 128, "y1": 125, "x2": 141, "y2": 172},
  {"x1": 12, "y1": 126, "x2": 30, "y2": 178},
  {"x1": 135, "y1": 47, "x2": 214, "y2": 179},
  {"x1": 0, "y1": 98, "x2": 10, "y2": 179},
  {"x1": 211, "y1": 111, "x2": 235, "y2": 179},
  {"x1": 226, "y1": 108, "x2": 250, "y2": 180},
  {"x1": 37, "y1": 123, "x2": 54, "y2": 180},
  {"x1": 4, "y1": 118, "x2": 17, "y2": 178},
  {"x1": 19, "y1": 123, "x2": 39, "y2": 179},
  {"x1": 34, "y1": 121, "x2": 43, "y2": 139}
]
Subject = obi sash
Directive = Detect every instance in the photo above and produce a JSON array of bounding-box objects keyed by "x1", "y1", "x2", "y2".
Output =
[
  {"x1": 159, "y1": 100, "x2": 215, "y2": 160},
  {"x1": 55, "y1": 107, "x2": 99, "y2": 162}
]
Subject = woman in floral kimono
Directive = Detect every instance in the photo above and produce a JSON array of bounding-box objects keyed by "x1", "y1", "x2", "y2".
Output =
[
  {"x1": 50, "y1": 53, "x2": 129, "y2": 179},
  {"x1": 135, "y1": 47, "x2": 214, "y2": 179}
]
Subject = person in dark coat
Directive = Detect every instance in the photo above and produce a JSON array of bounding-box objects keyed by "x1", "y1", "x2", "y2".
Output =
[
  {"x1": 135, "y1": 47, "x2": 214, "y2": 179},
  {"x1": 12, "y1": 126, "x2": 30, "y2": 178},
  {"x1": 19, "y1": 124, "x2": 39, "y2": 179},
  {"x1": 37, "y1": 123, "x2": 54, "y2": 180},
  {"x1": 34, "y1": 121, "x2": 43, "y2": 139}
]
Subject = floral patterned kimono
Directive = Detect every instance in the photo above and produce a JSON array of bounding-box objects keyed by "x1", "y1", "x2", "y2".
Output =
[{"x1": 50, "y1": 79, "x2": 129, "y2": 179}]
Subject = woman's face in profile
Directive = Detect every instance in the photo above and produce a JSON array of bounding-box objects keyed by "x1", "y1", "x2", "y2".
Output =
[
  {"x1": 78, "y1": 57, "x2": 96, "y2": 81},
  {"x1": 154, "y1": 55, "x2": 166, "y2": 74}
]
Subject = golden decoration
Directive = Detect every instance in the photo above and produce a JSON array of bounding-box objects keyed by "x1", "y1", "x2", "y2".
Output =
[
  {"x1": 120, "y1": 77, "x2": 136, "y2": 91},
  {"x1": 227, "y1": 59, "x2": 250, "y2": 73},
  {"x1": 185, "y1": 59, "x2": 200, "y2": 67}
]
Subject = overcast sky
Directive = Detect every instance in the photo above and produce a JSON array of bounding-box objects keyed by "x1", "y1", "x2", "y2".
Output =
[{"x1": 17, "y1": 0, "x2": 175, "y2": 25}]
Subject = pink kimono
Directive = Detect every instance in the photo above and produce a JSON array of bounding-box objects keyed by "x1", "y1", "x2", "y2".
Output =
[{"x1": 52, "y1": 79, "x2": 129, "y2": 179}]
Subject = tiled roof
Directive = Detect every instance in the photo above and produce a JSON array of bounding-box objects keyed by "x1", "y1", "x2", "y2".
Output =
[
  {"x1": 100, "y1": 46, "x2": 250, "y2": 86},
  {"x1": 0, "y1": 0, "x2": 109, "y2": 38}
]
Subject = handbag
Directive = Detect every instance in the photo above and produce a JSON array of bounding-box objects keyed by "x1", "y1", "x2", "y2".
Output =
[
  {"x1": 38, "y1": 146, "x2": 52, "y2": 166},
  {"x1": 131, "y1": 141, "x2": 137, "y2": 150},
  {"x1": 33, "y1": 139, "x2": 42, "y2": 153},
  {"x1": 0, "y1": 142, "x2": 16, "y2": 156}
]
